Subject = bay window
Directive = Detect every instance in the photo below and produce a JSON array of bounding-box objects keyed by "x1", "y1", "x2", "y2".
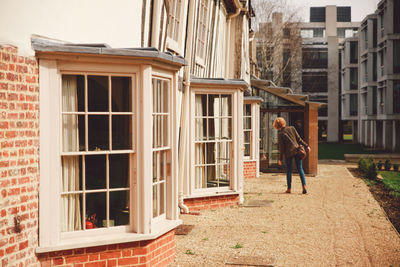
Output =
[
  {"x1": 36, "y1": 41, "x2": 184, "y2": 252},
  {"x1": 243, "y1": 104, "x2": 252, "y2": 158}
]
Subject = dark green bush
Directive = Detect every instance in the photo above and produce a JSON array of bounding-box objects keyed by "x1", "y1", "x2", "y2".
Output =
[
  {"x1": 384, "y1": 159, "x2": 392, "y2": 171},
  {"x1": 366, "y1": 162, "x2": 377, "y2": 179},
  {"x1": 377, "y1": 161, "x2": 383, "y2": 170},
  {"x1": 358, "y1": 157, "x2": 377, "y2": 179}
]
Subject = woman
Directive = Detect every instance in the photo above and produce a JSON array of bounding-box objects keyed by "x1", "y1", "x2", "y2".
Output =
[{"x1": 273, "y1": 117, "x2": 311, "y2": 194}]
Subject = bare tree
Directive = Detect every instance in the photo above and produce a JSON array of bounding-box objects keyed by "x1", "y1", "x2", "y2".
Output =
[{"x1": 253, "y1": 0, "x2": 303, "y2": 91}]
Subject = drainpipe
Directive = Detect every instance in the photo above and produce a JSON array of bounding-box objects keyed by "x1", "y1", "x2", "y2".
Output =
[
  {"x1": 151, "y1": 0, "x2": 161, "y2": 48},
  {"x1": 178, "y1": 0, "x2": 197, "y2": 214}
]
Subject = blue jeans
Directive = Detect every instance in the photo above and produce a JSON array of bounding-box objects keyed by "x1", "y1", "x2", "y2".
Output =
[{"x1": 285, "y1": 155, "x2": 306, "y2": 189}]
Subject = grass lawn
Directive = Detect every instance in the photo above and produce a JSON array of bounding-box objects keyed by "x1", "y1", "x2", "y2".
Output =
[
  {"x1": 318, "y1": 143, "x2": 370, "y2": 160},
  {"x1": 380, "y1": 171, "x2": 400, "y2": 194}
]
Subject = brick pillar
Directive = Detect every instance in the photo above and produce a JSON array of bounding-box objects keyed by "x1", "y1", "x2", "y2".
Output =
[
  {"x1": 0, "y1": 45, "x2": 40, "y2": 266},
  {"x1": 304, "y1": 103, "x2": 318, "y2": 175}
]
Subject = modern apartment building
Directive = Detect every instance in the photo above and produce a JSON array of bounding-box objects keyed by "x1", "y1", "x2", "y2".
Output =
[
  {"x1": 339, "y1": 36, "x2": 359, "y2": 141},
  {"x1": 358, "y1": 0, "x2": 400, "y2": 151},
  {"x1": 300, "y1": 6, "x2": 359, "y2": 142}
]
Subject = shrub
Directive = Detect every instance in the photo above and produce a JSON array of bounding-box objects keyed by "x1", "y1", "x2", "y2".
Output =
[
  {"x1": 393, "y1": 164, "x2": 399, "y2": 172},
  {"x1": 366, "y1": 162, "x2": 377, "y2": 179},
  {"x1": 358, "y1": 157, "x2": 377, "y2": 179},
  {"x1": 377, "y1": 161, "x2": 383, "y2": 170},
  {"x1": 384, "y1": 159, "x2": 392, "y2": 171}
]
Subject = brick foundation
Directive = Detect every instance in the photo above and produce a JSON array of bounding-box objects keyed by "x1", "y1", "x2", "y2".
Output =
[
  {"x1": 37, "y1": 230, "x2": 175, "y2": 267},
  {"x1": 0, "y1": 45, "x2": 40, "y2": 266},
  {"x1": 183, "y1": 194, "x2": 239, "y2": 211},
  {"x1": 244, "y1": 161, "x2": 257, "y2": 179}
]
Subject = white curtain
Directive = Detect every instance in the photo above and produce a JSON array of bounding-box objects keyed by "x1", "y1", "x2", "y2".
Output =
[
  {"x1": 195, "y1": 95, "x2": 206, "y2": 188},
  {"x1": 61, "y1": 75, "x2": 82, "y2": 231}
]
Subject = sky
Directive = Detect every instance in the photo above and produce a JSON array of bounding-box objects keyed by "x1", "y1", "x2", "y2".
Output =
[{"x1": 287, "y1": 0, "x2": 380, "y2": 22}]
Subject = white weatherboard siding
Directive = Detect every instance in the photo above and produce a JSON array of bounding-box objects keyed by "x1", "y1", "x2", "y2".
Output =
[{"x1": 0, "y1": 0, "x2": 142, "y2": 56}]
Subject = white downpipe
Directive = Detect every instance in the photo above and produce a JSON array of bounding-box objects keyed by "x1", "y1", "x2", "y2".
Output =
[
  {"x1": 178, "y1": 0, "x2": 196, "y2": 214},
  {"x1": 151, "y1": 0, "x2": 161, "y2": 48}
]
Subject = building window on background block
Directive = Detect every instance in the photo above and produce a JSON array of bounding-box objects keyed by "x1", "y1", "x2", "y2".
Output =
[
  {"x1": 61, "y1": 74, "x2": 133, "y2": 231},
  {"x1": 167, "y1": 0, "x2": 182, "y2": 44},
  {"x1": 194, "y1": 94, "x2": 232, "y2": 189},
  {"x1": 394, "y1": 81, "x2": 400, "y2": 114},
  {"x1": 243, "y1": 104, "x2": 252, "y2": 158},
  {"x1": 349, "y1": 94, "x2": 358, "y2": 116},
  {"x1": 394, "y1": 40, "x2": 400, "y2": 73},
  {"x1": 196, "y1": 0, "x2": 209, "y2": 60}
]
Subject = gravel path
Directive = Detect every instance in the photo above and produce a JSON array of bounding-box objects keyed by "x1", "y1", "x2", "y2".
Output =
[{"x1": 171, "y1": 163, "x2": 400, "y2": 267}]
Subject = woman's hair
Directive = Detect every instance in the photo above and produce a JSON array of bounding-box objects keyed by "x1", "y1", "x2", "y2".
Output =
[{"x1": 273, "y1": 117, "x2": 286, "y2": 129}]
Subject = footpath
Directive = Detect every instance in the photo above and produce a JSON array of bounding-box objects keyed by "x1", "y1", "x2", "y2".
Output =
[{"x1": 171, "y1": 163, "x2": 400, "y2": 267}]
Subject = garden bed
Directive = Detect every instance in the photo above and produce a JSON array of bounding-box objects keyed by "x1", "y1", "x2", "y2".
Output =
[{"x1": 348, "y1": 167, "x2": 400, "y2": 234}]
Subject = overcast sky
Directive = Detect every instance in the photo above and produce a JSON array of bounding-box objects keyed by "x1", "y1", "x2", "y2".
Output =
[{"x1": 287, "y1": 0, "x2": 380, "y2": 22}]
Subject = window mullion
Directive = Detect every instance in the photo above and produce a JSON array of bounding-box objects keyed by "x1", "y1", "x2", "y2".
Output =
[
  {"x1": 82, "y1": 155, "x2": 86, "y2": 230},
  {"x1": 85, "y1": 75, "x2": 88, "y2": 152},
  {"x1": 109, "y1": 76, "x2": 112, "y2": 151},
  {"x1": 106, "y1": 154, "x2": 110, "y2": 228}
]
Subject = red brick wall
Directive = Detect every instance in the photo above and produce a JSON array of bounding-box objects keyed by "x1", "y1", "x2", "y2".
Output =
[
  {"x1": 0, "y1": 45, "x2": 40, "y2": 266},
  {"x1": 243, "y1": 161, "x2": 256, "y2": 179},
  {"x1": 183, "y1": 194, "x2": 239, "y2": 211},
  {"x1": 37, "y1": 230, "x2": 175, "y2": 267}
]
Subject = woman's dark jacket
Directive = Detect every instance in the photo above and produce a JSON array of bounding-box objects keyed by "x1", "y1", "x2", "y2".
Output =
[{"x1": 278, "y1": 126, "x2": 308, "y2": 161}]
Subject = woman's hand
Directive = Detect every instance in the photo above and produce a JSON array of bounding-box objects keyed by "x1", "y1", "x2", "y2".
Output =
[
  {"x1": 278, "y1": 160, "x2": 282, "y2": 166},
  {"x1": 306, "y1": 146, "x2": 311, "y2": 152}
]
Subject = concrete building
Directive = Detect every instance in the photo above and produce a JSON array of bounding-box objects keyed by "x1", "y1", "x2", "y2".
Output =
[
  {"x1": 339, "y1": 36, "x2": 359, "y2": 141},
  {"x1": 300, "y1": 6, "x2": 359, "y2": 142},
  {"x1": 358, "y1": 0, "x2": 400, "y2": 151}
]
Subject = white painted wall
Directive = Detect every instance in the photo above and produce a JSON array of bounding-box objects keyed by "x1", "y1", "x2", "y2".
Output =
[{"x1": 0, "y1": 0, "x2": 142, "y2": 56}]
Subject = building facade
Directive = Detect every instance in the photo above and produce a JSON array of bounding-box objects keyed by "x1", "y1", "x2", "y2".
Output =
[
  {"x1": 339, "y1": 36, "x2": 359, "y2": 141},
  {"x1": 0, "y1": 0, "x2": 255, "y2": 266},
  {"x1": 300, "y1": 6, "x2": 359, "y2": 142},
  {"x1": 358, "y1": 0, "x2": 400, "y2": 151}
]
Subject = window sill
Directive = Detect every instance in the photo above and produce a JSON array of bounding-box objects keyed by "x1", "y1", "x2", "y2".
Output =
[
  {"x1": 243, "y1": 159, "x2": 256, "y2": 162},
  {"x1": 36, "y1": 219, "x2": 181, "y2": 254}
]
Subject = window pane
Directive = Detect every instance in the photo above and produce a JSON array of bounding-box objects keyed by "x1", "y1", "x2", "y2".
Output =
[
  {"x1": 159, "y1": 182, "x2": 165, "y2": 215},
  {"x1": 86, "y1": 192, "x2": 106, "y2": 229},
  {"x1": 206, "y1": 143, "x2": 216, "y2": 164},
  {"x1": 88, "y1": 76, "x2": 109, "y2": 112},
  {"x1": 208, "y1": 94, "x2": 220, "y2": 117},
  {"x1": 62, "y1": 115, "x2": 85, "y2": 152},
  {"x1": 244, "y1": 144, "x2": 250, "y2": 157},
  {"x1": 243, "y1": 117, "x2": 251, "y2": 130},
  {"x1": 88, "y1": 115, "x2": 109, "y2": 151},
  {"x1": 109, "y1": 154, "x2": 129, "y2": 188},
  {"x1": 162, "y1": 115, "x2": 169, "y2": 147},
  {"x1": 195, "y1": 95, "x2": 207, "y2": 117},
  {"x1": 153, "y1": 152, "x2": 158, "y2": 183},
  {"x1": 61, "y1": 194, "x2": 82, "y2": 232},
  {"x1": 112, "y1": 115, "x2": 131, "y2": 150},
  {"x1": 206, "y1": 165, "x2": 217, "y2": 187},
  {"x1": 195, "y1": 118, "x2": 207, "y2": 141},
  {"x1": 221, "y1": 95, "x2": 231, "y2": 116},
  {"x1": 218, "y1": 142, "x2": 230, "y2": 164},
  {"x1": 208, "y1": 118, "x2": 219, "y2": 140},
  {"x1": 195, "y1": 143, "x2": 206, "y2": 164},
  {"x1": 244, "y1": 131, "x2": 251, "y2": 143},
  {"x1": 244, "y1": 104, "x2": 251, "y2": 116},
  {"x1": 62, "y1": 75, "x2": 84, "y2": 112},
  {"x1": 110, "y1": 191, "x2": 129, "y2": 226},
  {"x1": 220, "y1": 118, "x2": 231, "y2": 140},
  {"x1": 85, "y1": 155, "x2": 106, "y2": 190},
  {"x1": 112, "y1": 77, "x2": 131, "y2": 112},
  {"x1": 195, "y1": 166, "x2": 206, "y2": 188},
  {"x1": 62, "y1": 156, "x2": 82, "y2": 192},
  {"x1": 160, "y1": 151, "x2": 166, "y2": 181},
  {"x1": 152, "y1": 185, "x2": 158, "y2": 218},
  {"x1": 219, "y1": 164, "x2": 230, "y2": 186},
  {"x1": 161, "y1": 80, "x2": 169, "y2": 113}
]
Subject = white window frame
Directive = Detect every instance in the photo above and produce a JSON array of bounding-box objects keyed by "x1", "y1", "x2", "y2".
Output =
[
  {"x1": 38, "y1": 59, "x2": 180, "y2": 252},
  {"x1": 188, "y1": 87, "x2": 242, "y2": 197},
  {"x1": 59, "y1": 72, "x2": 136, "y2": 240},
  {"x1": 166, "y1": 0, "x2": 187, "y2": 55},
  {"x1": 243, "y1": 103, "x2": 252, "y2": 159},
  {"x1": 195, "y1": 0, "x2": 210, "y2": 66}
]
